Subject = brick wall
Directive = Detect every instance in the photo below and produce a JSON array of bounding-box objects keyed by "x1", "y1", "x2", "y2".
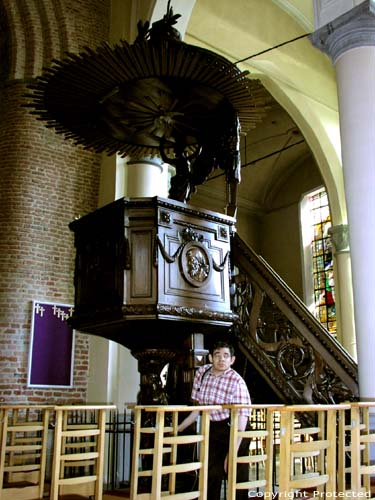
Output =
[{"x1": 0, "y1": 0, "x2": 110, "y2": 404}]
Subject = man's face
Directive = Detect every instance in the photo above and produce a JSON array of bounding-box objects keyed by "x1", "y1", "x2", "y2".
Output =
[{"x1": 209, "y1": 347, "x2": 235, "y2": 374}]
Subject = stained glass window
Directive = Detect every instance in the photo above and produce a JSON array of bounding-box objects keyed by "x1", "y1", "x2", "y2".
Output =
[{"x1": 308, "y1": 189, "x2": 336, "y2": 334}]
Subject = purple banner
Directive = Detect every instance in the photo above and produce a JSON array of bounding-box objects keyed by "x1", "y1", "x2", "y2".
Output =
[{"x1": 28, "y1": 301, "x2": 74, "y2": 387}]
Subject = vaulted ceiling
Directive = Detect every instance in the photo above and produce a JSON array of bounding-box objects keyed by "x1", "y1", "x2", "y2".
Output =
[
  {"x1": 108, "y1": 0, "x2": 344, "y2": 221},
  {"x1": 163, "y1": 0, "x2": 342, "y2": 218}
]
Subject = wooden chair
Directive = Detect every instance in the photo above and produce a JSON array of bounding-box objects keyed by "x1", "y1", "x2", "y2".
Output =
[
  {"x1": 129, "y1": 404, "x2": 220, "y2": 500},
  {"x1": 49, "y1": 404, "x2": 116, "y2": 500},
  {"x1": 0, "y1": 405, "x2": 51, "y2": 500},
  {"x1": 338, "y1": 402, "x2": 375, "y2": 498},
  {"x1": 278, "y1": 404, "x2": 351, "y2": 497},
  {"x1": 226, "y1": 404, "x2": 283, "y2": 500}
]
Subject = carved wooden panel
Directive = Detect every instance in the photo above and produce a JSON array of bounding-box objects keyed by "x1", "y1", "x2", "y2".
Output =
[
  {"x1": 157, "y1": 211, "x2": 230, "y2": 314},
  {"x1": 69, "y1": 197, "x2": 236, "y2": 347},
  {"x1": 70, "y1": 200, "x2": 125, "y2": 318},
  {"x1": 127, "y1": 229, "x2": 155, "y2": 300}
]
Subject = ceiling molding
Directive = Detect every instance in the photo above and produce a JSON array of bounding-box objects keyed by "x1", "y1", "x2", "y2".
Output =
[{"x1": 271, "y1": 0, "x2": 314, "y2": 31}]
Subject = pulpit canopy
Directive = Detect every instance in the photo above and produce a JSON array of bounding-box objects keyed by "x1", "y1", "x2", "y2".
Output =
[{"x1": 25, "y1": 1, "x2": 269, "y2": 211}]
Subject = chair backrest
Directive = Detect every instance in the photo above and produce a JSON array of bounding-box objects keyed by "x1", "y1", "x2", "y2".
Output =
[
  {"x1": 129, "y1": 404, "x2": 221, "y2": 500},
  {"x1": 338, "y1": 402, "x2": 375, "y2": 496},
  {"x1": 278, "y1": 404, "x2": 351, "y2": 496},
  {"x1": 49, "y1": 404, "x2": 116, "y2": 500},
  {"x1": 226, "y1": 404, "x2": 283, "y2": 500},
  {"x1": 0, "y1": 405, "x2": 51, "y2": 500}
]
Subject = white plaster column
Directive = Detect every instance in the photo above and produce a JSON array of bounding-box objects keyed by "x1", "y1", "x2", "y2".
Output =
[
  {"x1": 311, "y1": 1, "x2": 375, "y2": 399},
  {"x1": 92, "y1": 155, "x2": 169, "y2": 408},
  {"x1": 122, "y1": 156, "x2": 169, "y2": 198},
  {"x1": 329, "y1": 224, "x2": 357, "y2": 359},
  {"x1": 90, "y1": 154, "x2": 168, "y2": 407}
]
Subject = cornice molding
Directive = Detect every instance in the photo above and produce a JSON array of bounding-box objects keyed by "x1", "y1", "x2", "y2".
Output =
[
  {"x1": 329, "y1": 224, "x2": 350, "y2": 253},
  {"x1": 310, "y1": 0, "x2": 375, "y2": 63}
]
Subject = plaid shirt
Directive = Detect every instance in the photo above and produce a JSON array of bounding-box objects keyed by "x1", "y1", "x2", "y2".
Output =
[{"x1": 191, "y1": 364, "x2": 251, "y2": 421}]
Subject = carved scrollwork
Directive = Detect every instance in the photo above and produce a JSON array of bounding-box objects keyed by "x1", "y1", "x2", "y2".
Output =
[
  {"x1": 156, "y1": 226, "x2": 205, "y2": 265},
  {"x1": 159, "y1": 210, "x2": 171, "y2": 224},
  {"x1": 157, "y1": 303, "x2": 237, "y2": 322},
  {"x1": 276, "y1": 339, "x2": 314, "y2": 381},
  {"x1": 180, "y1": 227, "x2": 204, "y2": 244},
  {"x1": 232, "y1": 267, "x2": 357, "y2": 404},
  {"x1": 122, "y1": 304, "x2": 156, "y2": 316},
  {"x1": 212, "y1": 251, "x2": 229, "y2": 272},
  {"x1": 156, "y1": 234, "x2": 183, "y2": 263}
]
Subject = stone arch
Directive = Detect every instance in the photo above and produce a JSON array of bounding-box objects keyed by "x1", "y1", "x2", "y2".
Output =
[
  {"x1": 0, "y1": 0, "x2": 74, "y2": 80},
  {"x1": 261, "y1": 77, "x2": 346, "y2": 225}
]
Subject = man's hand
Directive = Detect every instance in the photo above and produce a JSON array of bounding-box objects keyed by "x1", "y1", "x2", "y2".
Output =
[{"x1": 224, "y1": 454, "x2": 228, "y2": 473}]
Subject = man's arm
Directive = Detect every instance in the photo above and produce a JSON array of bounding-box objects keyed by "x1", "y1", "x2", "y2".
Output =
[
  {"x1": 237, "y1": 414, "x2": 248, "y2": 447},
  {"x1": 177, "y1": 410, "x2": 200, "y2": 432},
  {"x1": 224, "y1": 414, "x2": 249, "y2": 473}
]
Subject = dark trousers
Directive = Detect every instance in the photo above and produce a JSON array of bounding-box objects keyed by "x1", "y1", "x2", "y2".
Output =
[{"x1": 207, "y1": 419, "x2": 250, "y2": 500}]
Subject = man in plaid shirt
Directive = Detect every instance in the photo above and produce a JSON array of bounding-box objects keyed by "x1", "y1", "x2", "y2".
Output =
[{"x1": 178, "y1": 341, "x2": 251, "y2": 499}]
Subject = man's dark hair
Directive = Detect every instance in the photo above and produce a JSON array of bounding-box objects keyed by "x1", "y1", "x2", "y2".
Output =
[{"x1": 210, "y1": 341, "x2": 234, "y2": 356}]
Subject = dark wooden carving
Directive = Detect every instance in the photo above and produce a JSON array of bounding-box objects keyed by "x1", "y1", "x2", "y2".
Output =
[
  {"x1": 69, "y1": 197, "x2": 236, "y2": 351},
  {"x1": 230, "y1": 233, "x2": 359, "y2": 404},
  {"x1": 132, "y1": 349, "x2": 176, "y2": 405}
]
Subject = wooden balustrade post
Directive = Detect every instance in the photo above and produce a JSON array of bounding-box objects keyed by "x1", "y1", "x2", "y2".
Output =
[
  {"x1": 350, "y1": 405, "x2": 361, "y2": 494},
  {"x1": 337, "y1": 405, "x2": 348, "y2": 492},
  {"x1": 265, "y1": 407, "x2": 276, "y2": 495},
  {"x1": 278, "y1": 409, "x2": 293, "y2": 495},
  {"x1": 129, "y1": 408, "x2": 142, "y2": 500},
  {"x1": 325, "y1": 409, "x2": 338, "y2": 494},
  {"x1": 199, "y1": 410, "x2": 211, "y2": 500},
  {"x1": 151, "y1": 410, "x2": 165, "y2": 499},
  {"x1": 227, "y1": 406, "x2": 238, "y2": 500},
  {"x1": 168, "y1": 411, "x2": 179, "y2": 494}
]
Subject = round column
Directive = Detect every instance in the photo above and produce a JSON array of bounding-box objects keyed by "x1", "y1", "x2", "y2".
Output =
[
  {"x1": 330, "y1": 224, "x2": 356, "y2": 359},
  {"x1": 122, "y1": 156, "x2": 169, "y2": 198},
  {"x1": 97, "y1": 154, "x2": 169, "y2": 409},
  {"x1": 311, "y1": 1, "x2": 375, "y2": 399}
]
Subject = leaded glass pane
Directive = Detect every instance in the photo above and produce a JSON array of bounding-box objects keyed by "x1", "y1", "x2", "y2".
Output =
[{"x1": 309, "y1": 189, "x2": 336, "y2": 335}]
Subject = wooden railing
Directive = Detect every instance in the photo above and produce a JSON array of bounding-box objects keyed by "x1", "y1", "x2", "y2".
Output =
[
  {"x1": 230, "y1": 233, "x2": 359, "y2": 405},
  {"x1": 2, "y1": 402, "x2": 374, "y2": 499},
  {"x1": 129, "y1": 403, "x2": 375, "y2": 500},
  {"x1": 0, "y1": 404, "x2": 116, "y2": 500},
  {"x1": 338, "y1": 402, "x2": 375, "y2": 496},
  {"x1": 225, "y1": 404, "x2": 282, "y2": 498},
  {"x1": 129, "y1": 405, "x2": 221, "y2": 500},
  {"x1": 0, "y1": 405, "x2": 51, "y2": 500}
]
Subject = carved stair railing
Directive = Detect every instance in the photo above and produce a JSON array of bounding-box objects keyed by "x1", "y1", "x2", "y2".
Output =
[{"x1": 230, "y1": 233, "x2": 359, "y2": 405}]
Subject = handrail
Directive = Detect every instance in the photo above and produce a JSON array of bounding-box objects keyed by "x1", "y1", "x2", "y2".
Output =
[
  {"x1": 230, "y1": 233, "x2": 359, "y2": 404},
  {"x1": 128, "y1": 403, "x2": 375, "y2": 499}
]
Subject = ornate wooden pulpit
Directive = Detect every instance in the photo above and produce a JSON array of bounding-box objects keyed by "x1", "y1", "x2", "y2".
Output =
[
  {"x1": 68, "y1": 196, "x2": 236, "y2": 403},
  {"x1": 26, "y1": 2, "x2": 269, "y2": 404},
  {"x1": 69, "y1": 196, "x2": 236, "y2": 344}
]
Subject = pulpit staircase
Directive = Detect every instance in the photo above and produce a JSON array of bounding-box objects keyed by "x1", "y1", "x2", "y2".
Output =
[{"x1": 229, "y1": 233, "x2": 359, "y2": 405}]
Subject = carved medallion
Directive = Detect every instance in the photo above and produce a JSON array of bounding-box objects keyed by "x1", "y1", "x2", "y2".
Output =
[{"x1": 180, "y1": 241, "x2": 212, "y2": 287}]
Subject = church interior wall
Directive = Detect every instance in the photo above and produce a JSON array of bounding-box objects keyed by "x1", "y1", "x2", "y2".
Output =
[{"x1": 258, "y1": 156, "x2": 324, "y2": 299}]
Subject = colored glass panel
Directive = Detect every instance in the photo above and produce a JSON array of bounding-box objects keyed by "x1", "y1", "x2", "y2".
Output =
[{"x1": 308, "y1": 189, "x2": 336, "y2": 335}]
